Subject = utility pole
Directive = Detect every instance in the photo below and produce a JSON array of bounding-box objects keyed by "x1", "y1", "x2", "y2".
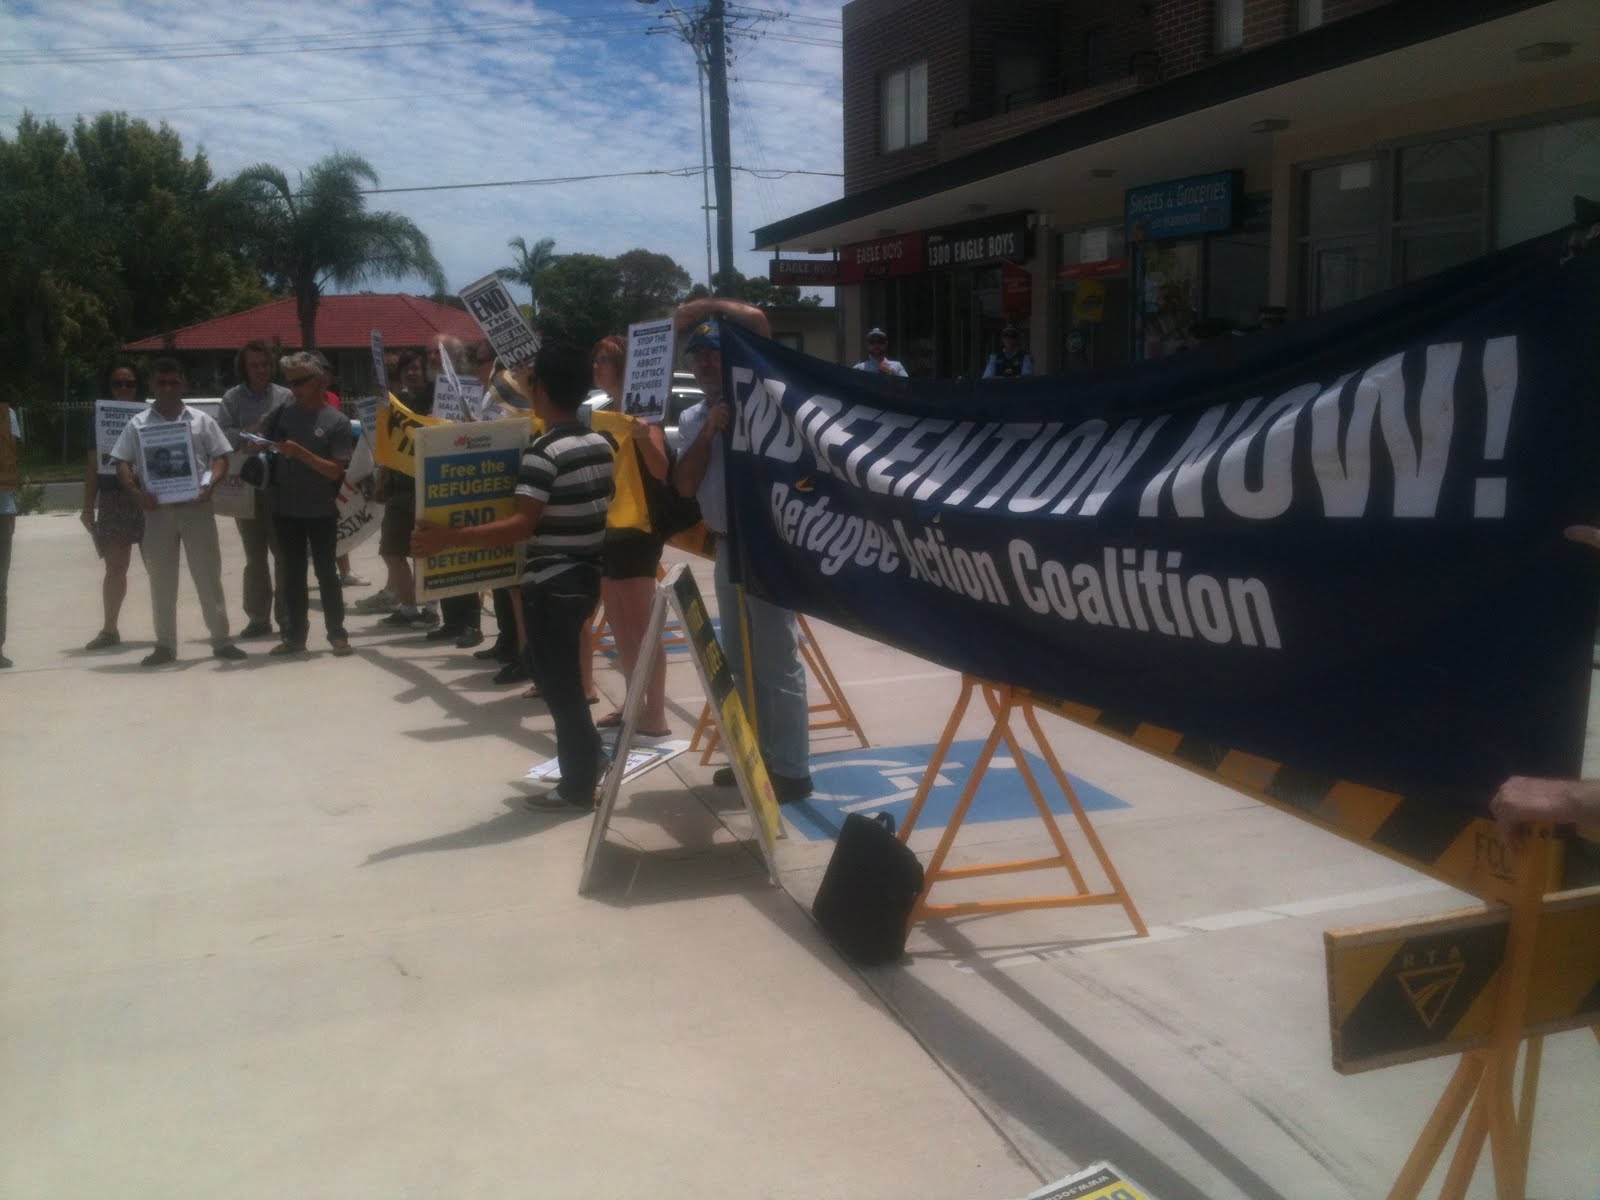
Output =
[
  {"x1": 703, "y1": 0, "x2": 736, "y2": 293},
  {"x1": 641, "y1": 0, "x2": 737, "y2": 292}
]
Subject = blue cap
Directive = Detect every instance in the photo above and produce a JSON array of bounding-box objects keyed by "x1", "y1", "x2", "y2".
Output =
[{"x1": 685, "y1": 319, "x2": 721, "y2": 353}]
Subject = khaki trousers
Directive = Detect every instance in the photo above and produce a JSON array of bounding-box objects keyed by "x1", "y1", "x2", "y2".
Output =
[{"x1": 143, "y1": 502, "x2": 232, "y2": 652}]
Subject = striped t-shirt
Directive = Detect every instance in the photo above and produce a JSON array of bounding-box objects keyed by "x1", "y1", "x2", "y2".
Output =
[{"x1": 515, "y1": 421, "x2": 615, "y2": 585}]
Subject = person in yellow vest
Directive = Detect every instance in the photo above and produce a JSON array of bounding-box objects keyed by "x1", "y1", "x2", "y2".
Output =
[{"x1": 587, "y1": 335, "x2": 671, "y2": 737}]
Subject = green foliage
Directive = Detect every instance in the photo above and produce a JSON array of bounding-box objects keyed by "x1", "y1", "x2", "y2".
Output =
[
  {"x1": 532, "y1": 246, "x2": 694, "y2": 350},
  {"x1": 496, "y1": 235, "x2": 559, "y2": 313},
  {"x1": 231, "y1": 152, "x2": 446, "y2": 349},
  {"x1": 614, "y1": 248, "x2": 692, "y2": 326},
  {"x1": 0, "y1": 110, "x2": 269, "y2": 413},
  {"x1": 709, "y1": 267, "x2": 823, "y2": 308}
]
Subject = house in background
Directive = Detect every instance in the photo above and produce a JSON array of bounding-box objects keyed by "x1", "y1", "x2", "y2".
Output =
[
  {"x1": 124, "y1": 294, "x2": 485, "y2": 396},
  {"x1": 755, "y1": 0, "x2": 1600, "y2": 378}
]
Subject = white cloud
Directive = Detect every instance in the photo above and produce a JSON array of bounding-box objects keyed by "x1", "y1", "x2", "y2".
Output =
[{"x1": 1, "y1": 0, "x2": 843, "y2": 299}]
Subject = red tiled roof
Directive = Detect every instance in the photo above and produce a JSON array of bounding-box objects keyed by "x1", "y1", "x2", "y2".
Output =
[{"x1": 124, "y1": 294, "x2": 486, "y2": 352}]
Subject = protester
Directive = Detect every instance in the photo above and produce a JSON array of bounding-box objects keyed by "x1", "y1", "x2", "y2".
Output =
[
  {"x1": 589, "y1": 334, "x2": 671, "y2": 737},
  {"x1": 261, "y1": 351, "x2": 354, "y2": 658},
  {"x1": 413, "y1": 342, "x2": 614, "y2": 810},
  {"x1": 108, "y1": 357, "x2": 244, "y2": 666},
  {"x1": 80, "y1": 363, "x2": 148, "y2": 652},
  {"x1": 371, "y1": 348, "x2": 437, "y2": 629},
  {"x1": 1490, "y1": 523, "x2": 1600, "y2": 846},
  {"x1": 427, "y1": 337, "x2": 485, "y2": 649},
  {"x1": 853, "y1": 327, "x2": 908, "y2": 377},
  {"x1": 471, "y1": 341, "x2": 529, "y2": 678},
  {"x1": 218, "y1": 340, "x2": 292, "y2": 639},
  {"x1": 671, "y1": 299, "x2": 813, "y2": 802},
  {"x1": 982, "y1": 325, "x2": 1033, "y2": 378},
  {"x1": 0, "y1": 397, "x2": 20, "y2": 668}
]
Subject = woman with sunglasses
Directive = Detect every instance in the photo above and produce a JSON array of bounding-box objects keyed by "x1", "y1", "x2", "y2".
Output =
[{"x1": 80, "y1": 363, "x2": 148, "y2": 651}]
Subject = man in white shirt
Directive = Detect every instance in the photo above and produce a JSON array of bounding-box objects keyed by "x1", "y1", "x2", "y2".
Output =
[
  {"x1": 853, "y1": 327, "x2": 908, "y2": 377},
  {"x1": 217, "y1": 340, "x2": 291, "y2": 638},
  {"x1": 110, "y1": 357, "x2": 245, "y2": 666}
]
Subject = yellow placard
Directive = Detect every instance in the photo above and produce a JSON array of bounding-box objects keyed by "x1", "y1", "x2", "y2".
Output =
[
  {"x1": 373, "y1": 393, "x2": 448, "y2": 477},
  {"x1": 1072, "y1": 277, "x2": 1107, "y2": 324}
]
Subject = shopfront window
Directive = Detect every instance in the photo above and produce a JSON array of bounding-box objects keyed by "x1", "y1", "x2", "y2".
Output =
[
  {"x1": 1495, "y1": 116, "x2": 1600, "y2": 246},
  {"x1": 1057, "y1": 224, "x2": 1129, "y2": 371},
  {"x1": 1137, "y1": 241, "x2": 1201, "y2": 360}
]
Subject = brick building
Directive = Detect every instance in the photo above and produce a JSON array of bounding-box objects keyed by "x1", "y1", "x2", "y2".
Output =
[{"x1": 757, "y1": 0, "x2": 1600, "y2": 376}]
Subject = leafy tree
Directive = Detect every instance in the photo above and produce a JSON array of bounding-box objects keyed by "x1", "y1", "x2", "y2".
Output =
[
  {"x1": 496, "y1": 235, "x2": 558, "y2": 314},
  {"x1": 614, "y1": 248, "x2": 692, "y2": 326},
  {"x1": 686, "y1": 268, "x2": 822, "y2": 309},
  {"x1": 534, "y1": 254, "x2": 623, "y2": 350},
  {"x1": 0, "y1": 111, "x2": 269, "y2": 412},
  {"x1": 231, "y1": 152, "x2": 445, "y2": 350}
]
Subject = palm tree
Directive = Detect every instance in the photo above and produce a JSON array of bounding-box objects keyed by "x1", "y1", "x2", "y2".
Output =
[
  {"x1": 497, "y1": 235, "x2": 558, "y2": 314},
  {"x1": 231, "y1": 152, "x2": 446, "y2": 350}
]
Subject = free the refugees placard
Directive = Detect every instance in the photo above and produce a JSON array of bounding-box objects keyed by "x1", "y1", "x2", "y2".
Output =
[
  {"x1": 413, "y1": 417, "x2": 527, "y2": 600},
  {"x1": 622, "y1": 318, "x2": 674, "y2": 422}
]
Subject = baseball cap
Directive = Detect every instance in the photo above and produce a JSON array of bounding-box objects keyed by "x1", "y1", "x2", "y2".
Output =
[
  {"x1": 866, "y1": 327, "x2": 888, "y2": 341},
  {"x1": 685, "y1": 320, "x2": 721, "y2": 353}
]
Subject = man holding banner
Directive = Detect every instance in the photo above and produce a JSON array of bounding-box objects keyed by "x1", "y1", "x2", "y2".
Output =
[
  {"x1": 412, "y1": 343, "x2": 614, "y2": 810},
  {"x1": 671, "y1": 299, "x2": 812, "y2": 803}
]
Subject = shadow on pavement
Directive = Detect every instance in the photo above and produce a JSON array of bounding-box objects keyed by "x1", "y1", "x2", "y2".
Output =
[{"x1": 361, "y1": 796, "x2": 582, "y2": 865}]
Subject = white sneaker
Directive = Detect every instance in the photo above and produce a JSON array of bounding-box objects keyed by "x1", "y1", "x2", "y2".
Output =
[
  {"x1": 350, "y1": 588, "x2": 398, "y2": 614},
  {"x1": 338, "y1": 572, "x2": 370, "y2": 587}
]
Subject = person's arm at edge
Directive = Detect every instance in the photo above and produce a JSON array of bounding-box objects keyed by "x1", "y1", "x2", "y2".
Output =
[
  {"x1": 633, "y1": 420, "x2": 669, "y2": 481},
  {"x1": 671, "y1": 404, "x2": 723, "y2": 499},
  {"x1": 673, "y1": 296, "x2": 772, "y2": 339},
  {"x1": 412, "y1": 494, "x2": 543, "y2": 556}
]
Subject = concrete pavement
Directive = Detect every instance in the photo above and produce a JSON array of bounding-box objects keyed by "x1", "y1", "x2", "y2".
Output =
[{"x1": 1, "y1": 510, "x2": 1594, "y2": 1199}]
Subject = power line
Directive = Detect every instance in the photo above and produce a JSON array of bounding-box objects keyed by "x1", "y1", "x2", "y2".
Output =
[{"x1": 357, "y1": 164, "x2": 840, "y2": 196}]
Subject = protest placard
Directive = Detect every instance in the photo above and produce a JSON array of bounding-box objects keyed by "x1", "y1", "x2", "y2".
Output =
[
  {"x1": 431, "y1": 373, "x2": 468, "y2": 424},
  {"x1": 210, "y1": 452, "x2": 255, "y2": 519},
  {"x1": 370, "y1": 330, "x2": 388, "y2": 398},
  {"x1": 336, "y1": 437, "x2": 380, "y2": 556},
  {"x1": 622, "y1": 318, "x2": 674, "y2": 422},
  {"x1": 136, "y1": 421, "x2": 202, "y2": 504},
  {"x1": 459, "y1": 274, "x2": 540, "y2": 367},
  {"x1": 354, "y1": 395, "x2": 379, "y2": 445},
  {"x1": 412, "y1": 417, "x2": 527, "y2": 600},
  {"x1": 93, "y1": 400, "x2": 147, "y2": 474}
]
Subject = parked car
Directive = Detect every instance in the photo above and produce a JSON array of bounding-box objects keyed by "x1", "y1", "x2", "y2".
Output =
[{"x1": 582, "y1": 371, "x2": 705, "y2": 436}]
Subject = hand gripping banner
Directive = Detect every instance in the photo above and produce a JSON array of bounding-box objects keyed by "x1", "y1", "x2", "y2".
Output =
[{"x1": 717, "y1": 229, "x2": 1600, "y2": 815}]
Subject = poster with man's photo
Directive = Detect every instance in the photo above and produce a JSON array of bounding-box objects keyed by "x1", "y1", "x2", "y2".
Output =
[{"x1": 136, "y1": 421, "x2": 201, "y2": 504}]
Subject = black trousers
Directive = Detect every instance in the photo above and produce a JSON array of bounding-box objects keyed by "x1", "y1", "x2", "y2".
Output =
[
  {"x1": 522, "y1": 567, "x2": 602, "y2": 800},
  {"x1": 274, "y1": 514, "x2": 344, "y2": 644},
  {"x1": 491, "y1": 586, "x2": 518, "y2": 650},
  {"x1": 440, "y1": 591, "x2": 481, "y2": 631}
]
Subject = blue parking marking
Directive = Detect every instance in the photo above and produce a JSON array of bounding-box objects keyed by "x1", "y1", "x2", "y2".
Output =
[{"x1": 783, "y1": 740, "x2": 1129, "y2": 842}]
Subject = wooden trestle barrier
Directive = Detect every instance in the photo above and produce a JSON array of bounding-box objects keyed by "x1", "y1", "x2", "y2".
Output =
[
  {"x1": 688, "y1": 613, "x2": 870, "y2": 763},
  {"x1": 894, "y1": 676, "x2": 1147, "y2": 933}
]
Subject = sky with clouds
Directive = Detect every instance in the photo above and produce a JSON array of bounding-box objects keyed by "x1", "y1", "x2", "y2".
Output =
[{"x1": 0, "y1": 0, "x2": 843, "y2": 303}]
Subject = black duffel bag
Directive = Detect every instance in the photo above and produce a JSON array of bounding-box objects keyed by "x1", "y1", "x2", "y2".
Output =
[{"x1": 811, "y1": 812, "x2": 925, "y2": 965}]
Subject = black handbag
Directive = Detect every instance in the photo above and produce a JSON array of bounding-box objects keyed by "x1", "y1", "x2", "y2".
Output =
[{"x1": 811, "y1": 812, "x2": 925, "y2": 965}]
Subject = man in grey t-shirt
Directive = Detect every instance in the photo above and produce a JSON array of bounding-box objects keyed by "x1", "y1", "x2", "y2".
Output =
[
  {"x1": 262, "y1": 351, "x2": 355, "y2": 657},
  {"x1": 218, "y1": 340, "x2": 292, "y2": 638}
]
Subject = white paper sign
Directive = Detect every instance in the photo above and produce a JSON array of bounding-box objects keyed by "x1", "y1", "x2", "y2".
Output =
[
  {"x1": 370, "y1": 330, "x2": 389, "y2": 398},
  {"x1": 431, "y1": 373, "x2": 468, "y2": 423},
  {"x1": 526, "y1": 740, "x2": 689, "y2": 784},
  {"x1": 622, "y1": 318, "x2": 674, "y2": 422},
  {"x1": 335, "y1": 437, "x2": 379, "y2": 556},
  {"x1": 459, "y1": 274, "x2": 540, "y2": 367},
  {"x1": 136, "y1": 421, "x2": 201, "y2": 504},
  {"x1": 94, "y1": 400, "x2": 147, "y2": 474},
  {"x1": 210, "y1": 451, "x2": 256, "y2": 519}
]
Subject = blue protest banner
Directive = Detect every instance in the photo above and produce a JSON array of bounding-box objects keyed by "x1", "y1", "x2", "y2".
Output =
[{"x1": 715, "y1": 229, "x2": 1600, "y2": 813}]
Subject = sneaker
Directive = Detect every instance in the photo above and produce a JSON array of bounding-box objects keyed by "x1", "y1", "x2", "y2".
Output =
[
  {"x1": 407, "y1": 605, "x2": 439, "y2": 628},
  {"x1": 238, "y1": 621, "x2": 274, "y2": 639},
  {"x1": 424, "y1": 624, "x2": 464, "y2": 642},
  {"x1": 0, "y1": 653, "x2": 12, "y2": 669},
  {"x1": 212, "y1": 643, "x2": 247, "y2": 662},
  {"x1": 329, "y1": 637, "x2": 355, "y2": 658},
  {"x1": 455, "y1": 628, "x2": 485, "y2": 649},
  {"x1": 475, "y1": 641, "x2": 514, "y2": 662},
  {"x1": 141, "y1": 646, "x2": 176, "y2": 667},
  {"x1": 523, "y1": 788, "x2": 596, "y2": 812},
  {"x1": 378, "y1": 609, "x2": 413, "y2": 627},
  {"x1": 351, "y1": 589, "x2": 398, "y2": 615},
  {"x1": 492, "y1": 660, "x2": 529, "y2": 684},
  {"x1": 84, "y1": 630, "x2": 121, "y2": 651},
  {"x1": 771, "y1": 773, "x2": 813, "y2": 804},
  {"x1": 269, "y1": 641, "x2": 306, "y2": 657},
  {"x1": 338, "y1": 572, "x2": 369, "y2": 587}
]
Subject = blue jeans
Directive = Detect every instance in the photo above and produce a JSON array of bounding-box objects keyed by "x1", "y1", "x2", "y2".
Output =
[
  {"x1": 523, "y1": 567, "x2": 602, "y2": 799},
  {"x1": 714, "y1": 549, "x2": 810, "y2": 778}
]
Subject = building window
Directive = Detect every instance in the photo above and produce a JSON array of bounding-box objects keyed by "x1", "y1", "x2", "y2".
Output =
[
  {"x1": 881, "y1": 61, "x2": 928, "y2": 153},
  {"x1": 1296, "y1": 0, "x2": 1323, "y2": 31},
  {"x1": 1214, "y1": 0, "x2": 1243, "y2": 53},
  {"x1": 1298, "y1": 112, "x2": 1599, "y2": 314}
]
